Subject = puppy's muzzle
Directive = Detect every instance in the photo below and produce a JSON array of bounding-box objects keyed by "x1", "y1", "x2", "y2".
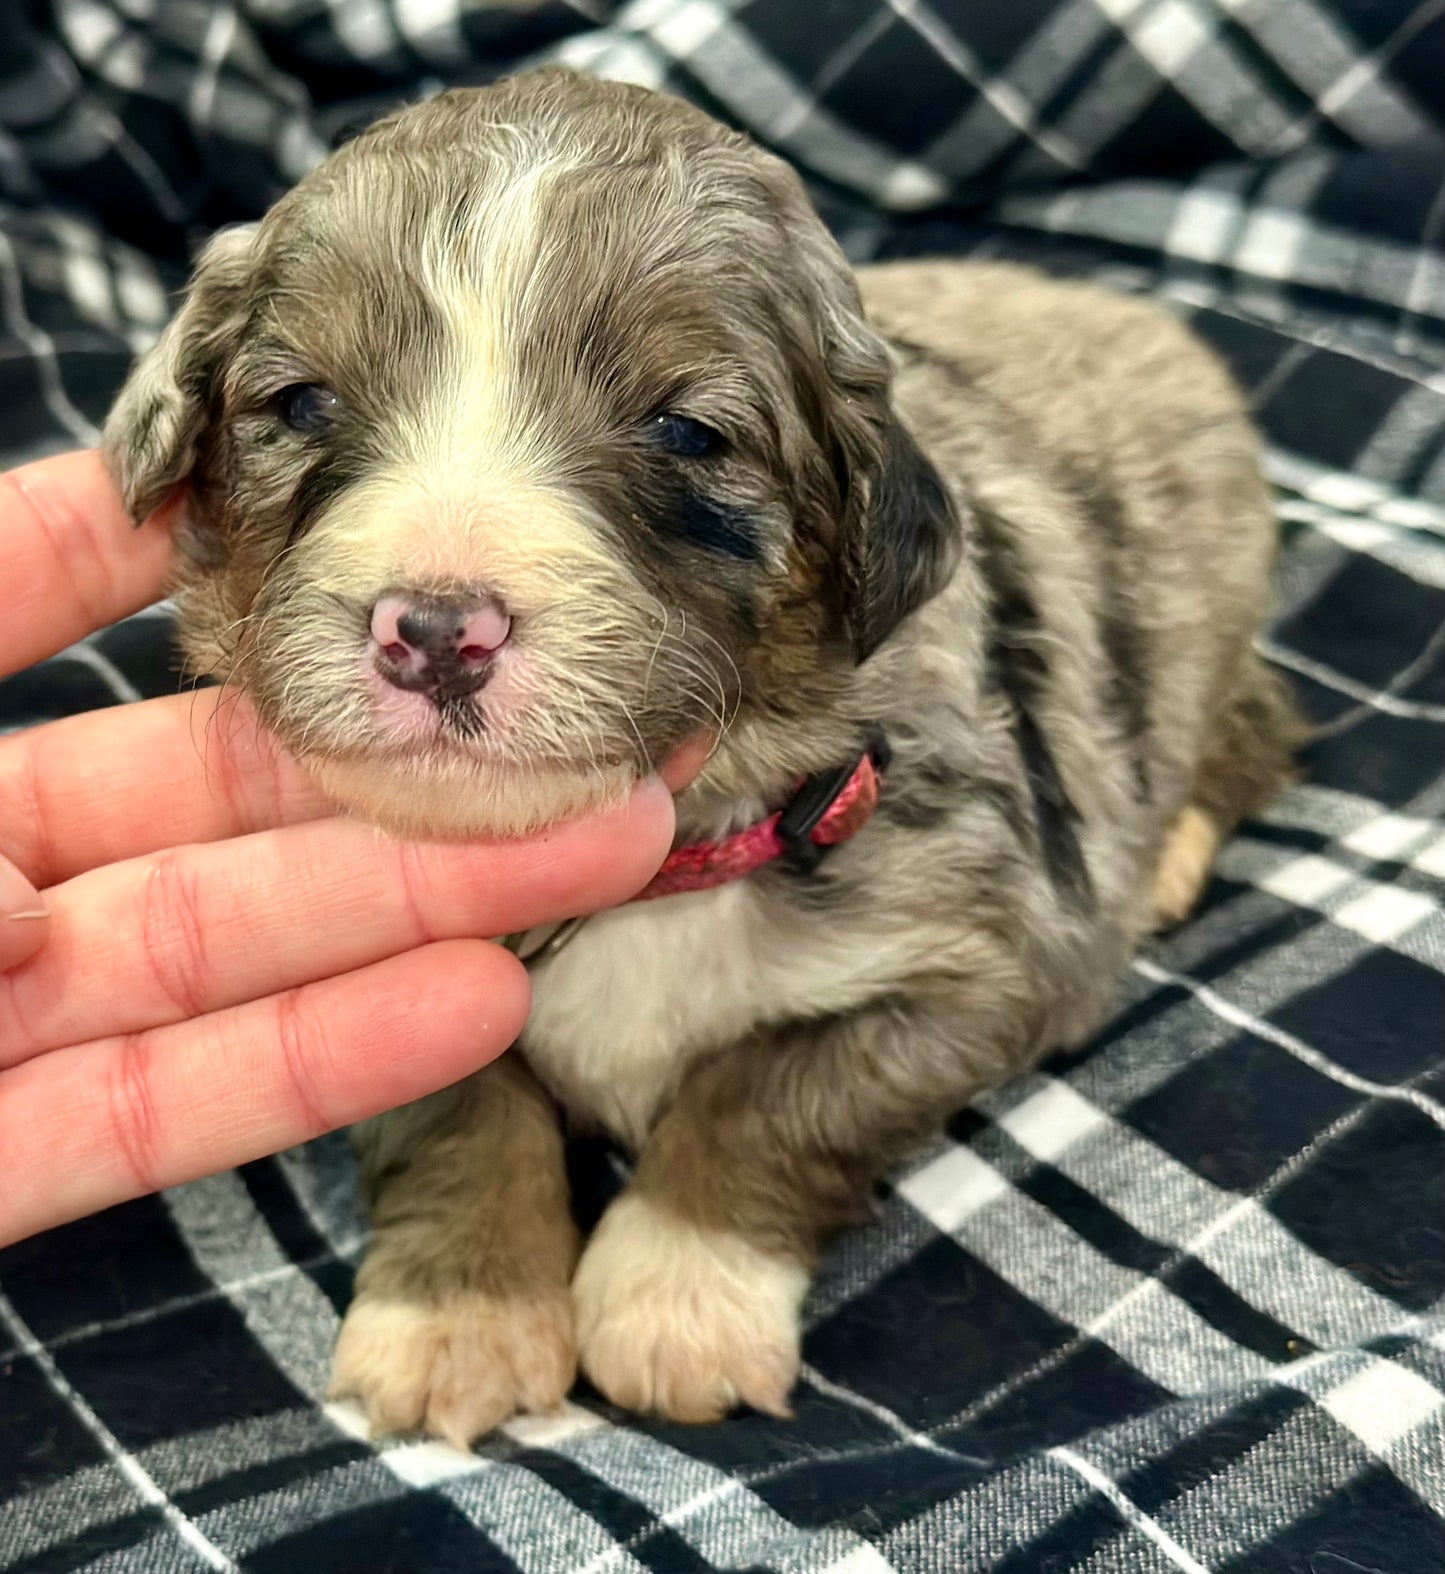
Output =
[{"x1": 370, "y1": 588, "x2": 511, "y2": 701}]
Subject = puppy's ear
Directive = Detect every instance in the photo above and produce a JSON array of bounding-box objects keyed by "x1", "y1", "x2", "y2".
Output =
[
  {"x1": 102, "y1": 223, "x2": 258, "y2": 521},
  {"x1": 758, "y1": 165, "x2": 961, "y2": 661},
  {"x1": 830, "y1": 397, "x2": 961, "y2": 663}
]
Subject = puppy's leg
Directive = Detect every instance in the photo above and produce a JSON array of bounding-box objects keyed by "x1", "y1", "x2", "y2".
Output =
[
  {"x1": 1152, "y1": 655, "x2": 1304, "y2": 930},
  {"x1": 1150, "y1": 804, "x2": 1220, "y2": 930},
  {"x1": 331, "y1": 1057, "x2": 578, "y2": 1448},
  {"x1": 574, "y1": 997, "x2": 996, "y2": 1423}
]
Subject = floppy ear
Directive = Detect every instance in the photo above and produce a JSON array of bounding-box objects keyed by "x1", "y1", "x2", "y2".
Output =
[
  {"x1": 102, "y1": 223, "x2": 258, "y2": 522},
  {"x1": 831, "y1": 399, "x2": 962, "y2": 662},
  {"x1": 756, "y1": 162, "x2": 962, "y2": 661}
]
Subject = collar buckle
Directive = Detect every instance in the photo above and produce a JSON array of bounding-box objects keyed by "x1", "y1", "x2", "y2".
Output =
[{"x1": 775, "y1": 727, "x2": 892, "y2": 874}]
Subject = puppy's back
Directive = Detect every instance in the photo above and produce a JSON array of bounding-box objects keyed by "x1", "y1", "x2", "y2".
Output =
[{"x1": 861, "y1": 259, "x2": 1296, "y2": 899}]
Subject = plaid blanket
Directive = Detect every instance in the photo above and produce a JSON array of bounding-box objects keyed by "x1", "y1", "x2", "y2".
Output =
[{"x1": 2, "y1": 3, "x2": 1442, "y2": 1570}]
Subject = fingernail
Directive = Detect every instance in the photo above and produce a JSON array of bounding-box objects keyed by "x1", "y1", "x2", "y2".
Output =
[
  {"x1": 629, "y1": 775, "x2": 675, "y2": 815},
  {"x1": 0, "y1": 861, "x2": 47, "y2": 921}
]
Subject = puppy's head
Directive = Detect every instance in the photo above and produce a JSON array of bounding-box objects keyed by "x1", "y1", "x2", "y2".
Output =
[{"x1": 104, "y1": 71, "x2": 958, "y2": 836}]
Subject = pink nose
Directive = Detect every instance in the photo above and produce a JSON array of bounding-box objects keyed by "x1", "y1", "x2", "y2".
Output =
[{"x1": 370, "y1": 591, "x2": 510, "y2": 697}]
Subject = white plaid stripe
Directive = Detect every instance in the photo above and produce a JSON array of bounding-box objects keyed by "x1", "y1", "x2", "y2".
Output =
[
  {"x1": 561, "y1": 3, "x2": 950, "y2": 207},
  {"x1": 1214, "y1": 835, "x2": 1442, "y2": 961},
  {"x1": 968, "y1": 1073, "x2": 1438, "y2": 1342},
  {"x1": 0, "y1": 1289, "x2": 240, "y2": 1571},
  {"x1": 543, "y1": 1426, "x2": 895, "y2": 1573},
  {"x1": 1266, "y1": 452, "x2": 1445, "y2": 532},
  {"x1": 997, "y1": 182, "x2": 1445, "y2": 322},
  {"x1": 1224, "y1": 0, "x2": 1445, "y2": 149}
]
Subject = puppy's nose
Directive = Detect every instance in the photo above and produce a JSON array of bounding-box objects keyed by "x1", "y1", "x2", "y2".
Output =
[{"x1": 370, "y1": 590, "x2": 510, "y2": 697}]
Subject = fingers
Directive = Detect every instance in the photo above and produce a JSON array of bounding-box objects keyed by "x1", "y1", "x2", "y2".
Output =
[
  {"x1": 1, "y1": 777, "x2": 675, "y2": 1062},
  {"x1": 0, "y1": 696, "x2": 710, "y2": 895},
  {"x1": 1, "y1": 451, "x2": 175, "y2": 676},
  {"x1": 0, "y1": 940, "x2": 529, "y2": 1248},
  {"x1": 0, "y1": 857, "x2": 48, "y2": 971},
  {"x1": 0, "y1": 688, "x2": 328, "y2": 889}
]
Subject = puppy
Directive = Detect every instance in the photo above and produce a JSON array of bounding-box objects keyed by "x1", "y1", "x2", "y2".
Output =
[{"x1": 103, "y1": 69, "x2": 1300, "y2": 1443}]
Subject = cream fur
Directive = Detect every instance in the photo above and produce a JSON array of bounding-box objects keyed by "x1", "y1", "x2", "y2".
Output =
[
  {"x1": 330, "y1": 1290, "x2": 576, "y2": 1451},
  {"x1": 523, "y1": 877, "x2": 959, "y2": 1146},
  {"x1": 573, "y1": 1193, "x2": 807, "y2": 1422},
  {"x1": 1151, "y1": 804, "x2": 1222, "y2": 929}
]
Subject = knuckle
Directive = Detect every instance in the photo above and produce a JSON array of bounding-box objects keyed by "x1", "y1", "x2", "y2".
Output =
[
  {"x1": 140, "y1": 850, "x2": 212, "y2": 1020},
  {"x1": 273, "y1": 987, "x2": 333, "y2": 1139},
  {"x1": 392, "y1": 841, "x2": 438, "y2": 946},
  {"x1": 1, "y1": 467, "x2": 116, "y2": 631},
  {"x1": 106, "y1": 1032, "x2": 165, "y2": 1198},
  {"x1": 0, "y1": 732, "x2": 53, "y2": 888}
]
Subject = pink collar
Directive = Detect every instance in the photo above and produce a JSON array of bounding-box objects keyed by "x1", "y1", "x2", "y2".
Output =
[{"x1": 635, "y1": 736, "x2": 889, "y2": 901}]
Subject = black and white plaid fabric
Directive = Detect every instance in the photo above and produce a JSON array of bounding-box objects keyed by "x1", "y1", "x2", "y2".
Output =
[{"x1": 1, "y1": 3, "x2": 1442, "y2": 1570}]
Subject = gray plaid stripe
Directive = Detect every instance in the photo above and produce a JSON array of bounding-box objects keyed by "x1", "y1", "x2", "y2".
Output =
[
  {"x1": 899, "y1": 1141, "x2": 1278, "y2": 1392},
  {"x1": 1006, "y1": 15, "x2": 1175, "y2": 183},
  {"x1": 996, "y1": 182, "x2": 1445, "y2": 324},
  {"x1": 985, "y1": 1087, "x2": 1434, "y2": 1346},
  {"x1": 1231, "y1": 0, "x2": 1443, "y2": 149},
  {"x1": 1149, "y1": 1401, "x2": 1406, "y2": 1564},
  {"x1": 558, "y1": 5, "x2": 949, "y2": 207},
  {"x1": 539, "y1": 1427, "x2": 893, "y2": 1571},
  {"x1": 0, "y1": 1289, "x2": 239, "y2": 1571},
  {"x1": 879, "y1": 1453, "x2": 1122, "y2": 1571},
  {"x1": 1102, "y1": 0, "x2": 1303, "y2": 156},
  {"x1": 0, "y1": 1463, "x2": 151, "y2": 1571},
  {"x1": 920, "y1": 0, "x2": 1114, "y2": 182},
  {"x1": 0, "y1": 227, "x2": 101, "y2": 445},
  {"x1": 163, "y1": 1176, "x2": 344, "y2": 1399}
]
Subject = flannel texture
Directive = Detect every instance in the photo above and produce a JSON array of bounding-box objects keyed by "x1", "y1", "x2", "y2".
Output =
[{"x1": 1, "y1": 2, "x2": 1442, "y2": 1570}]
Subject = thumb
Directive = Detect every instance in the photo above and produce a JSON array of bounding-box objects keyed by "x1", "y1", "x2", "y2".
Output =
[{"x1": 0, "y1": 857, "x2": 48, "y2": 971}]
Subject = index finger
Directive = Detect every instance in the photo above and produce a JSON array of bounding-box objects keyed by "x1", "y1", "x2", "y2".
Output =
[
  {"x1": 0, "y1": 938, "x2": 529, "y2": 1247},
  {"x1": 0, "y1": 687, "x2": 329, "y2": 888},
  {"x1": 1, "y1": 450, "x2": 174, "y2": 675}
]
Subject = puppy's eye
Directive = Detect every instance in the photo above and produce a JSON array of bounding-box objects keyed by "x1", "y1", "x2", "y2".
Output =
[
  {"x1": 274, "y1": 383, "x2": 341, "y2": 434},
  {"x1": 647, "y1": 412, "x2": 722, "y2": 458}
]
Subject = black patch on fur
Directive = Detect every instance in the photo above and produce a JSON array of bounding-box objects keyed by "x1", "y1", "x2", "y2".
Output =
[
  {"x1": 895, "y1": 334, "x2": 1151, "y2": 803},
  {"x1": 973, "y1": 506, "x2": 1096, "y2": 912},
  {"x1": 667, "y1": 489, "x2": 761, "y2": 560},
  {"x1": 436, "y1": 692, "x2": 485, "y2": 741},
  {"x1": 845, "y1": 421, "x2": 961, "y2": 662},
  {"x1": 288, "y1": 450, "x2": 365, "y2": 543},
  {"x1": 1059, "y1": 458, "x2": 1153, "y2": 801}
]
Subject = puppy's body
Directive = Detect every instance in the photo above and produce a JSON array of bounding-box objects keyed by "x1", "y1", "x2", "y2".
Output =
[{"x1": 103, "y1": 72, "x2": 1298, "y2": 1439}]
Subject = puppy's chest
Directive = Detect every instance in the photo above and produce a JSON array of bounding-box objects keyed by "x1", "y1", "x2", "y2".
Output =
[{"x1": 519, "y1": 879, "x2": 891, "y2": 1148}]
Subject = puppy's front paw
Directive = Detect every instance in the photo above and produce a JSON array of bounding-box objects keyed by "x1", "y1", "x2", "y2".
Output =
[
  {"x1": 329, "y1": 1290, "x2": 576, "y2": 1450},
  {"x1": 573, "y1": 1194, "x2": 807, "y2": 1423}
]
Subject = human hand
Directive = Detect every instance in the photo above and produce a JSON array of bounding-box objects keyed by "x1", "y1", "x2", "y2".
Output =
[{"x1": 0, "y1": 452, "x2": 685, "y2": 1246}]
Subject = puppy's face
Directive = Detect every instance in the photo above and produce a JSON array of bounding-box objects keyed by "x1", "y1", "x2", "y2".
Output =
[{"x1": 105, "y1": 74, "x2": 957, "y2": 836}]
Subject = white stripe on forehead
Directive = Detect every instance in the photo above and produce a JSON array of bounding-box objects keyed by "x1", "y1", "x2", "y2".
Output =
[{"x1": 407, "y1": 142, "x2": 589, "y2": 484}]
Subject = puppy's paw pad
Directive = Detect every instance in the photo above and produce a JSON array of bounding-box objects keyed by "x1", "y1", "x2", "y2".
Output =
[
  {"x1": 573, "y1": 1194, "x2": 805, "y2": 1424},
  {"x1": 329, "y1": 1292, "x2": 576, "y2": 1449}
]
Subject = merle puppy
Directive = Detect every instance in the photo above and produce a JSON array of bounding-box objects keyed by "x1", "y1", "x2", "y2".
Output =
[{"x1": 103, "y1": 69, "x2": 1299, "y2": 1443}]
